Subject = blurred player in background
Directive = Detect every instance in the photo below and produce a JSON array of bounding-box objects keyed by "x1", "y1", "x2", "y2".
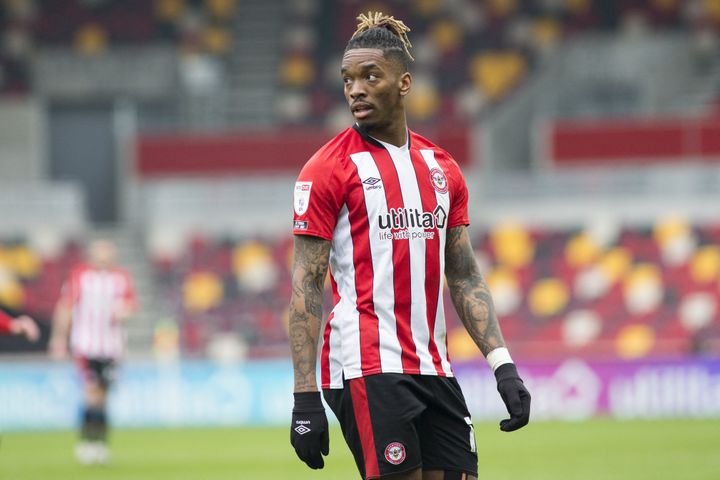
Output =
[
  {"x1": 289, "y1": 12, "x2": 530, "y2": 480},
  {"x1": 49, "y1": 239, "x2": 137, "y2": 465},
  {"x1": 0, "y1": 309, "x2": 40, "y2": 342}
]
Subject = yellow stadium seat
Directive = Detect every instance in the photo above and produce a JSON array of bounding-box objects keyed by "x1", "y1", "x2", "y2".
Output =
[
  {"x1": 470, "y1": 52, "x2": 527, "y2": 101},
  {"x1": 690, "y1": 246, "x2": 720, "y2": 284},
  {"x1": 233, "y1": 242, "x2": 273, "y2": 275},
  {"x1": 531, "y1": 17, "x2": 562, "y2": 49},
  {"x1": 205, "y1": 0, "x2": 236, "y2": 20},
  {"x1": 447, "y1": 327, "x2": 483, "y2": 361},
  {"x1": 280, "y1": 55, "x2": 315, "y2": 88},
  {"x1": 564, "y1": 0, "x2": 591, "y2": 14},
  {"x1": 490, "y1": 222, "x2": 534, "y2": 269},
  {"x1": 8, "y1": 245, "x2": 41, "y2": 279},
  {"x1": 202, "y1": 26, "x2": 233, "y2": 54},
  {"x1": 155, "y1": 0, "x2": 186, "y2": 21},
  {"x1": 74, "y1": 24, "x2": 108, "y2": 56},
  {"x1": 615, "y1": 324, "x2": 655, "y2": 359},
  {"x1": 529, "y1": 278, "x2": 569, "y2": 318},
  {"x1": 0, "y1": 272, "x2": 25, "y2": 310},
  {"x1": 489, "y1": 0, "x2": 518, "y2": 17},
  {"x1": 653, "y1": 215, "x2": 690, "y2": 248},
  {"x1": 599, "y1": 247, "x2": 633, "y2": 284},
  {"x1": 704, "y1": 0, "x2": 720, "y2": 21},
  {"x1": 234, "y1": 241, "x2": 278, "y2": 292},
  {"x1": 406, "y1": 81, "x2": 440, "y2": 121},
  {"x1": 565, "y1": 233, "x2": 601, "y2": 269},
  {"x1": 183, "y1": 272, "x2": 224, "y2": 312},
  {"x1": 651, "y1": 0, "x2": 679, "y2": 11},
  {"x1": 412, "y1": 0, "x2": 442, "y2": 16},
  {"x1": 428, "y1": 20, "x2": 462, "y2": 53}
]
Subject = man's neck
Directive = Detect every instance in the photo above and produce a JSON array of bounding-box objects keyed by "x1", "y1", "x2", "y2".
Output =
[{"x1": 363, "y1": 118, "x2": 408, "y2": 147}]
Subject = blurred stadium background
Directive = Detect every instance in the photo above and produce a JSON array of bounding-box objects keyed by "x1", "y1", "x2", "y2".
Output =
[{"x1": 1, "y1": 0, "x2": 720, "y2": 478}]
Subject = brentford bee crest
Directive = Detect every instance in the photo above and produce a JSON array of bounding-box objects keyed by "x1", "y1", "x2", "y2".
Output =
[
  {"x1": 429, "y1": 168, "x2": 448, "y2": 194},
  {"x1": 384, "y1": 442, "x2": 406, "y2": 465}
]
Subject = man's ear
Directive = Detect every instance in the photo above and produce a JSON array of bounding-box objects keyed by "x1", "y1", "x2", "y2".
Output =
[{"x1": 399, "y1": 72, "x2": 412, "y2": 97}]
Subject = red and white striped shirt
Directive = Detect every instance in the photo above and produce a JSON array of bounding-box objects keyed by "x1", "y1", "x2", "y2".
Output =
[
  {"x1": 293, "y1": 126, "x2": 469, "y2": 389},
  {"x1": 61, "y1": 264, "x2": 136, "y2": 359}
]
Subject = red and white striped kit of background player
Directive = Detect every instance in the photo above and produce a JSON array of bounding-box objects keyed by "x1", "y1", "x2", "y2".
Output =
[
  {"x1": 292, "y1": 125, "x2": 469, "y2": 389},
  {"x1": 61, "y1": 263, "x2": 136, "y2": 359}
]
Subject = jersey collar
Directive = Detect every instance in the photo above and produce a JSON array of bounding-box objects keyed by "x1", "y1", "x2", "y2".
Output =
[{"x1": 353, "y1": 123, "x2": 412, "y2": 150}]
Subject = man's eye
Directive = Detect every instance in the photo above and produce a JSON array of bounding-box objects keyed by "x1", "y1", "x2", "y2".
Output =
[
  {"x1": 368, "y1": 74, "x2": 378, "y2": 81},
  {"x1": 343, "y1": 77, "x2": 352, "y2": 84}
]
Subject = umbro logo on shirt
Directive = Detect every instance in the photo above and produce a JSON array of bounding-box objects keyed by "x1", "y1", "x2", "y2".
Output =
[{"x1": 362, "y1": 177, "x2": 383, "y2": 190}]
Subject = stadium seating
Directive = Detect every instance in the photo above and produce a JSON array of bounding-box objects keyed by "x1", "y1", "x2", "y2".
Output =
[
  {"x1": 3, "y1": 0, "x2": 718, "y2": 117},
  {"x1": 151, "y1": 218, "x2": 720, "y2": 360},
  {"x1": 275, "y1": 0, "x2": 720, "y2": 126},
  {"x1": 0, "y1": 0, "x2": 235, "y2": 95},
  {"x1": 0, "y1": 236, "x2": 82, "y2": 322}
]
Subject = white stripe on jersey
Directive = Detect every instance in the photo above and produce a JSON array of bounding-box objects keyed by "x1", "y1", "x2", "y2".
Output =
[
  {"x1": 349, "y1": 152, "x2": 404, "y2": 375},
  {"x1": 420, "y1": 149, "x2": 453, "y2": 374},
  {"x1": 380, "y1": 142, "x2": 437, "y2": 375},
  {"x1": 328, "y1": 204, "x2": 355, "y2": 387}
]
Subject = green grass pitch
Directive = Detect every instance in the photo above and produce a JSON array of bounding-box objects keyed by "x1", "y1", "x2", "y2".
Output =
[{"x1": 1, "y1": 419, "x2": 718, "y2": 480}]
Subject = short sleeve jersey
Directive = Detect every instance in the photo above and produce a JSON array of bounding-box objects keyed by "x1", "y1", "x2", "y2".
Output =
[{"x1": 293, "y1": 125, "x2": 469, "y2": 389}]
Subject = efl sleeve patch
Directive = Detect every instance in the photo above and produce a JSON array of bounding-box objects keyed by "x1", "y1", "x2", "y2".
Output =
[{"x1": 293, "y1": 181, "x2": 313, "y2": 216}]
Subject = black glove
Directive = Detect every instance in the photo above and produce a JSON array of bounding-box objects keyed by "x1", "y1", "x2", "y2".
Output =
[
  {"x1": 494, "y1": 363, "x2": 531, "y2": 432},
  {"x1": 291, "y1": 392, "x2": 329, "y2": 469}
]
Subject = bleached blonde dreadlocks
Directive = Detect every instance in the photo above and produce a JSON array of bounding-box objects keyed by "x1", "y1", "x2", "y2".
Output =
[{"x1": 345, "y1": 11, "x2": 414, "y2": 68}]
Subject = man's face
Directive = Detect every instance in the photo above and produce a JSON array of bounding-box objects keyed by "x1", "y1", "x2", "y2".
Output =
[
  {"x1": 89, "y1": 240, "x2": 116, "y2": 269},
  {"x1": 341, "y1": 48, "x2": 410, "y2": 131}
]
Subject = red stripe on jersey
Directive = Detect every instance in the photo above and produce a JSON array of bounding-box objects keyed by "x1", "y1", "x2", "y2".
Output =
[
  {"x1": 320, "y1": 311, "x2": 334, "y2": 388},
  {"x1": 372, "y1": 147, "x2": 421, "y2": 373},
  {"x1": 347, "y1": 166, "x2": 382, "y2": 375},
  {"x1": 410, "y1": 150, "x2": 445, "y2": 375},
  {"x1": 349, "y1": 377, "x2": 380, "y2": 479}
]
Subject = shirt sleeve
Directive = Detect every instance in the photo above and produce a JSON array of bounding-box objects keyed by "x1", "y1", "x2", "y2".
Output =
[
  {"x1": 292, "y1": 153, "x2": 344, "y2": 240},
  {"x1": 446, "y1": 158, "x2": 470, "y2": 228},
  {"x1": 0, "y1": 310, "x2": 12, "y2": 333}
]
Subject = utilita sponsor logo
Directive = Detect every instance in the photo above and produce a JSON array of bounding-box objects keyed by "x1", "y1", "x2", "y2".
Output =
[
  {"x1": 378, "y1": 205, "x2": 447, "y2": 230},
  {"x1": 377, "y1": 206, "x2": 447, "y2": 240}
]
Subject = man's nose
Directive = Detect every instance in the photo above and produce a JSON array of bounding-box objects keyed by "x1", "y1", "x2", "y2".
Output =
[{"x1": 348, "y1": 81, "x2": 366, "y2": 100}]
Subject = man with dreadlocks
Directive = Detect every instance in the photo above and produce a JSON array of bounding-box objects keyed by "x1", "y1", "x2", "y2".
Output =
[{"x1": 289, "y1": 12, "x2": 530, "y2": 480}]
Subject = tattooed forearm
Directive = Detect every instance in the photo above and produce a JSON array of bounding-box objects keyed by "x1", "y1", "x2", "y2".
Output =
[
  {"x1": 445, "y1": 226, "x2": 506, "y2": 357},
  {"x1": 289, "y1": 235, "x2": 330, "y2": 392}
]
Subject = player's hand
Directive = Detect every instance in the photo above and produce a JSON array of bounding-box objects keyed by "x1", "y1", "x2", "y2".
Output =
[
  {"x1": 290, "y1": 392, "x2": 329, "y2": 469},
  {"x1": 10, "y1": 316, "x2": 40, "y2": 342},
  {"x1": 494, "y1": 363, "x2": 531, "y2": 432}
]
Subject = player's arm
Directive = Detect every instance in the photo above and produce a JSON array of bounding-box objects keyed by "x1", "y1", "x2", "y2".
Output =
[
  {"x1": 288, "y1": 233, "x2": 330, "y2": 470},
  {"x1": 289, "y1": 234, "x2": 330, "y2": 392},
  {"x1": 49, "y1": 295, "x2": 72, "y2": 359},
  {"x1": 444, "y1": 225, "x2": 531, "y2": 431},
  {"x1": 114, "y1": 273, "x2": 138, "y2": 323},
  {"x1": 0, "y1": 311, "x2": 40, "y2": 341},
  {"x1": 444, "y1": 226, "x2": 505, "y2": 355}
]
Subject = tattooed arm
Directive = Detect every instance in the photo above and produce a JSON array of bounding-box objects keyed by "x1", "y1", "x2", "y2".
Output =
[
  {"x1": 444, "y1": 225, "x2": 506, "y2": 357},
  {"x1": 290, "y1": 234, "x2": 331, "y2": 393}
]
